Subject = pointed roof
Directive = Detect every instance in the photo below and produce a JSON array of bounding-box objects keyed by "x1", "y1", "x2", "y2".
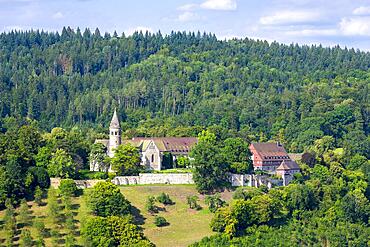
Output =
[
  {"x1": 277, "y1": 160, "x2": 300, "y2": 170},
  {"x1": 110, "y1": 109, "x2": 120, "y2": 129}
]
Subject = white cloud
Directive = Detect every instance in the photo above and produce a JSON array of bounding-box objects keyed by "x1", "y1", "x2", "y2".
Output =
[
  {"x1": 177, "y1": 11, "x2": 201, "y2": 22},
  {"x1": 260, "y1": 10, "x2": 321, "y2": 25},
  {"x1": 353, "y1": 6, "x2": 370, "y2": 15},
  {"x1": 125, "y1": 26, "x2": 153, "y2": 36},
  {"x1": 200, "y1": 0, "x2": 237, "y2": 11},
  {"x1": 339, "y1": 17, "x2": 370, "y2": 36},
  {"x1": 285, "y1": 28, "x2": 338, "y2": 36},
  {"x1": 177, "y1": 3, "x2": 198, "y2": 11},
  {"x1": 4, "y1": 25, "x2": 24, "y2": 31},
  {"x1": 52, "y1": 11, "x2": 64, "y2": 19}
]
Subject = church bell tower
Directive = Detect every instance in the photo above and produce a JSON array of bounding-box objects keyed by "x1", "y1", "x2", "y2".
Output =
[{"x1": 108, "y1": 108, "x2": 121, "y2": 157}]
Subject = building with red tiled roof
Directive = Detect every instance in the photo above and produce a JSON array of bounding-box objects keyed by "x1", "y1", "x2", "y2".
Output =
[
  {"x1": 249, "y1": 142, "x2": 301, "y2": 185},
  {"x1": 249, "y1": 142, "x2": 291, "y2": 171}
]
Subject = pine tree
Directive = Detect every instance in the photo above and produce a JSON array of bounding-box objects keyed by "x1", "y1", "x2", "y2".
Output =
[
  {"x1": 47, "y1": 188, "x2": 60, "y2": 226},
  {"x1": 33, "y1": 217, "x2": 46, "y2": 246},
  {"x1": 19, "y1": 198, "x2": 30, "y2": 226},
  {"x1": 20, "y1": 229, "x2": 33, "y2": 247},
  {"x1": 34, "y1": 186, "x2": 43, "y2": 206},
  {"x1": 3, "y1": 200, "x2": 16, "y2": 247}
]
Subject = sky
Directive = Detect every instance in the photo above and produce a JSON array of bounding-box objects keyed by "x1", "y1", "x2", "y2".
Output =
[{"x1": 1, "y1": 0, "x2": 370, "y2": 51}]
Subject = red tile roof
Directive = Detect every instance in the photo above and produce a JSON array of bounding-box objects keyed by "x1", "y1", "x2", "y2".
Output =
[{"x1": 250, "y1": 142, "x2": 290, "y2": 160}]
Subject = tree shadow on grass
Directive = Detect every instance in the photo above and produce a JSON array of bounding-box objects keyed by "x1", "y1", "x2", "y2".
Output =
[
  {"x1": 130, "y1": 205, "x2": 146, "y2": 225},
  {"x1": 71, "y1": 203, "x2": 80, "y2": 210}
]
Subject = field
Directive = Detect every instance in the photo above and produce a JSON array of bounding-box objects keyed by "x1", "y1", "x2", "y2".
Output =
[{"x1": 0, "y1": 185, "x2": 233, "y2": 247}]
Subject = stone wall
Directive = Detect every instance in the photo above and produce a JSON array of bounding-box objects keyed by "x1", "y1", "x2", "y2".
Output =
[
  {"x1": 112, "y1": 173, "x2": 194, "y2": 185},
  {"x1": 50, "y1": 178, "x2": 105, "y2": 189}
]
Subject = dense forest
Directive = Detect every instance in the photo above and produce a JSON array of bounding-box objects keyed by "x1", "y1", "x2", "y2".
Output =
[{"x1": 0, "y1": 27, "x2": 369, "y2": 155}]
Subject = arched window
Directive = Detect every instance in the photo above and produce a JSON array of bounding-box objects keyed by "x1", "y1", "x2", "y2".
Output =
[{"x1": 151, "y1": 154, "x2": 154, "y2": 163}]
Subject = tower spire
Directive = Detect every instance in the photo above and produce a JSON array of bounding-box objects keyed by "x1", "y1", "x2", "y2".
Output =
[{"x1": 110, "y1": 108, "x2": 120, "y2": 128}]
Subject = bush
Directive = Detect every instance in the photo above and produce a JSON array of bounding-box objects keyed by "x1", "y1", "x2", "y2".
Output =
[
  {"x1": 87, "y1": 182, "x2": 131, "y2": 217},
  {"x1": 157, "y1": 193, "x2": 173, "y2": 205},
  {"x1": 145, "y1": 196, "x2": 157, "y2": 214},
  {"x1": 176, "y1": 156, "x2": 191, "y2": 168},
  {"x1": 205, "y1": 193, "x2": 226, "y2": 213},
  {"x1": 187, "y1": 195, "x2": 202, "y2": 210},
  {"x1": 154, "y1": 216, "x2": 168, "y2": 227},
  {"x1": 59, "y1": 179, "x2": 79, "y2": 197},
  {"x1": 34, "y1": 186, "x2": 43, "y2": 206}
]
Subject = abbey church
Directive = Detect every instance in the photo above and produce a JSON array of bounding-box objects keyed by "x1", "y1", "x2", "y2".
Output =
[{"x1": 90, "y1": 110, "x2": 197, "y2": 172}]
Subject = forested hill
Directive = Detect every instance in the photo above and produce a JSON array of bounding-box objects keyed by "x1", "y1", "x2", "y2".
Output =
[{"x1": 0, "y1": 27, "x2": 369, "y2": 153}]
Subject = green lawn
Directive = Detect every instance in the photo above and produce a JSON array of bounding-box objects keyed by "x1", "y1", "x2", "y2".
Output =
[
  {"x1": 120, "y1": 185, "x2": 233, "y2": 247},
  {"x1": 0, "y1": 185, "x2": 232, "y2": 247}
]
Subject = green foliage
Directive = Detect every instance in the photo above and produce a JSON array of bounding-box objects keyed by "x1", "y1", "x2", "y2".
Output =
[
  {"x1": 33, "y1": 217, "x2": 47, "y2": 246},
  {"x1": 221, "y1": 137, "x2": 252, "y2": 173},
  {"x1": 0, "y1": 155, "x2": 26, "y2": 207},
  {"x1": 348, "y1": 154, "x2": 368, "y2": 170},
  {"x1": 232, "y1": 187, "x2": 263, "y2": 200},
  {"x1": 82, "y1": 215, "x2": 154, "y2": 247},
  {"x1": 50, "y1": 229, "x2": 60, "y2": 246},
  {"x1": 145, "y1": 196, "x2": 157, "y2": 214},
  {"x1": 89, "y1": 143, "x2": 109, "y2": 172},
  {"x1": 19, "y1": 199, "x2": 30, "y2": 226},
  {"x1": 191, "y1": 131, "x2": 230, "y2": 193},
  {"x1": 34, "y1": 186, "x2": 43, "y2": 206},
  {"x1": 47, "y1": 188, "x2": 60, "y2": 226},
  {"x1": 187, "y1": 195, "x2": 201, "y2": 210},
  {"x1": 78, "y1": 169, "x2": 108, "y2": 179},
  {"x1": 59, "y1": 179, "x2": 79, "y2": 197},
  {"x1": 162, "y1": 152, "x2": 174, "y2": 169},
  {"x1": 154, "y1": 216, "x2": 168, "y2": 227},
  {"x1": 87, "y1": 181, "x2": 131, "y2": 217},
  {"x1": 3, "y1": 199, "x2": 16, "y2": 246},
  {"x1": 26, "y1": 166, "x2": 51, "y2": 190},
  {"x1": 205, "y1": 193, "x2": 226, "y2": 213},
  {"x1": 19, "y1": 229, "x2": 33, "y2": 247},
  {"x1": 111, "y1": 143, "x2": 142, "y2": 175},
  {"x1": 157, "y1": 192, "x2": 173, "y2": 205},
  {"x1": 175, "y1": 156, "x2": 191, "y2": 168},
  {"x1": 48, "y1": 148, "x2": 76, "y2": 178}
]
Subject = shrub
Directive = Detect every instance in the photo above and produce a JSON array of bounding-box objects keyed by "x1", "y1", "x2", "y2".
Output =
[
  {"x1": 87, "y1": 182, "x2": 131, "y2": 217},
  {"x1": 145, "y1": 196, "x2": 157, "y2": 214},
  {"x1": 154, "y1": 216, "x2": 168, "y2": 227},
  {"x1": 59, "y1": 179, "x2": 79, "y2": 197},
  {"x1": 176, "y1": 156, "x2": 191, "y2": 168},
  {"x1": 34, "y1": 186, "x2": 44, "y2": 206},
  {"x1": 33, "y1": 218, "x2": 47, "y2": 239},
  {"x1": 157, "y1": 193, "x2": 173, "y2": 205},
  {"x1": 19, "y1": 199, "x2": 30, "y2": 226},
  {"x1": 20, "y1": 229, "x2": 33, "y2": 247},
  {"x1": 187, "y1": 195, "x2": 202, "y2": 210},
  {"x1": 205, "y1": 193, "x2": 226, "y2": 213}
]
